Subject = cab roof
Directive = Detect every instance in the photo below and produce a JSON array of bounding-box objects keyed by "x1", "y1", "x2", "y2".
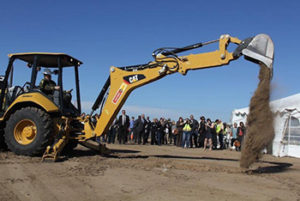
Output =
[{"x1": 8, "y1": 52, "x2": 83, "y2": 67}]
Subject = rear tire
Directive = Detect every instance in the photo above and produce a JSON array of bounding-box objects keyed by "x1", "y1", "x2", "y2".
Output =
[
  {"x1": 0, "y1": 129, "x2": 7, "y2": 150},
  {"x1": 4, "y1": 107, "x2": 53, "y2": 156}
]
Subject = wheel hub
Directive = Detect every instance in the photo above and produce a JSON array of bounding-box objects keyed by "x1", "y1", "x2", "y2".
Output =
[
  {"x1": 14, "y1": 119, "x2": 37, "y2": 145},
  {"x1": 24, "y1": 126, "x2": 36, "y2": 138}
]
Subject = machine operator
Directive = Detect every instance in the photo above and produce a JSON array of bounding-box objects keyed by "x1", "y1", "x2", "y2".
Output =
[{"x1": 39, "y1": 68, "x2": 60, "y2": 96}]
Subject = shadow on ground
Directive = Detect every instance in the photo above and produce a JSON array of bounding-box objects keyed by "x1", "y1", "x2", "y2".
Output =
[
  {"x1": 110, "y1": 149, "x2": 141, "y2": 154},
  {"x1": 60, "y1": 146, "x2": 293, "y2": 174},
  {"x1": 61, "y1": 148, "x2": 141, "y2": 161},
  {"x1": 245, "y1": 161, "x2": 293, "y2": 174},
  {"x1": 0, "y1": 142, "x2": 285, "y2": 174}
]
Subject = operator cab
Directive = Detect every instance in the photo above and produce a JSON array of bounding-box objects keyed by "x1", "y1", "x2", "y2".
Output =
[{"x1": 0, "y1": 52, "x2": 83, "y2": 116}]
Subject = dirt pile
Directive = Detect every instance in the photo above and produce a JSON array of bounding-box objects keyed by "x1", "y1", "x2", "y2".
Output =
[{"x1": 240, "y1": 64, "x2": 274, "y2": 168}]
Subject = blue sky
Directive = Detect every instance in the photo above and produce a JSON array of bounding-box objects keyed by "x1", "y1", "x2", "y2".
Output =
[{"x1": 0, "y1": 0, "x2": 299, "y2": 122}]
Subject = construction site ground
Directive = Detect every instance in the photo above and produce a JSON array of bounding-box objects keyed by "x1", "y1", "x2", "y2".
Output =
[{"x1": 0, "y1": 144, "x2": 299, "y2": 201}]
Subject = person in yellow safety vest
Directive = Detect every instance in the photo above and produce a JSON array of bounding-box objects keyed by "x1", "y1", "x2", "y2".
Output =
[
  {"x1": 182, "y1": 118, "x2": 192, "y2": 148},
  {"x1": 216, "y1": 120, "x2": 224, "y2": 149}
]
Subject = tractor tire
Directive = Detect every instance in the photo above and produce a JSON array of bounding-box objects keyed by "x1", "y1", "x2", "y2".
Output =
[
  {"x1": 0, "y1": 129, "x2": 7, "y2": 150},
  {"x1": 4, "y1": 107, "x2": 53, "y2": 156}
]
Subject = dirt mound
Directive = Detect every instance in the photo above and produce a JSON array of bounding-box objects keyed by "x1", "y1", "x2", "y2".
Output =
[{"x1": 240, "y1": 64, "x2": 274, "y2": 168}]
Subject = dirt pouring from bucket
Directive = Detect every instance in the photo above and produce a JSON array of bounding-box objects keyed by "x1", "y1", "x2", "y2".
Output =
[{"x1": 240, "y1": 64, "x2": 274, "y2": 169}]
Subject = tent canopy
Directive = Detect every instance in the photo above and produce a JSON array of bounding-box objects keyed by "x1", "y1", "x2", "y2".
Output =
[
  {"x1": 232, "y1": 93, "x2": 300, "y2": 119},
  {"x1": 231, "y1": 93, "x2": 300, "y2": 158}
]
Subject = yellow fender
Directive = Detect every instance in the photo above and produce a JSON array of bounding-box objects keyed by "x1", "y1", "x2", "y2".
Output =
[{"x1": 0, "y1": 92, "x2": 59, "y2": 121}]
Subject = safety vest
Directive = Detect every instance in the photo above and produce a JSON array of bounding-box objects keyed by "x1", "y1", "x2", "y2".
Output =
[
  {"x1": 183, "y1": 123, "x2": 192, "y2": 131},
  {"x1": 216, "y1": 123, "x2": 222, "y2": 134}
]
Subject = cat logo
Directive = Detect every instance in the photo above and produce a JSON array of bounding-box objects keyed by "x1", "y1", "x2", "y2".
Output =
[
  {"x1": 112, "y1": 83, "x2": 128, "y2": 104},
  {"x1": 129, "y1": 75, "x2": 138, "y2": 83},
  {"x1": 123, "y1": 74, "x2": 146, "y2": 84}
]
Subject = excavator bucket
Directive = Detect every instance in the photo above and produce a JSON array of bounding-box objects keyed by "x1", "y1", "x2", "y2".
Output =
[{"x1": 234, "y1": 34, "x2": 274, "y2": 74}]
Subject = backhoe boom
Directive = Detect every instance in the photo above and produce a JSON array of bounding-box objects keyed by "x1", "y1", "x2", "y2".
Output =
[{"x1": 82, "y1": 34, "x2": 274, "y2": 140}]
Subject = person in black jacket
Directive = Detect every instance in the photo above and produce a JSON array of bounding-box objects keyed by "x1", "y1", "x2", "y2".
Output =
[
  {"x1": 118, "y1": 110, "x2": 130, "y2": 144},
  {"x1": 236, "y1": 122, "x2": 246, "y2": 151},
  {"x1": 108, "y1": 118, "x2": 118, "y2": 144},
  {"x1": 198, "y1": 116, "x2": 206, "y2": 148},
  {"x1": 143, "y1": 116, "x2": 151, "y2": 145},
  {"x1": 176, "y1": 117, "x2": 185, "y2": 147},
  {"x1": 162, "y1": 118, "x2": 171, "y2": 145},
  {"x1": 157, "y1": 118, "x2": 164, "y2": 145},
  {"x1": 165, "y1": 119, "x2": 172, "y2": 144},
  {"x1": 204, "y1": 118, "x2": 213, "y2": 151},
  {"x1": 189, "y1": 115, "x2": 199, "y2": 148},
  {"x1": 151, "y1": 118, "x2": 159, "y2": 145},
  {"x1": 134, "y1": 114, "x2": 146, "y2": 144}
]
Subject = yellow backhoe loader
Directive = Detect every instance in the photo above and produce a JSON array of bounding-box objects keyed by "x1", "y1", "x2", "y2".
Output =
[{"x1": 0, "y1": 34, "x2": 274, "y2": 161}]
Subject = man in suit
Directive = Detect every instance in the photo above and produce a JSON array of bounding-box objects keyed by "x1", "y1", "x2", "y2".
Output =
[
  {"x1": 143, "y1": 116, "x2": 151, "y2": 145},
  {"x1": 118, "y1": 110, "x2": 130, "y2": 144},
  {"x1": 135, "y1": 114, "x2": 146, "y2": 144}
]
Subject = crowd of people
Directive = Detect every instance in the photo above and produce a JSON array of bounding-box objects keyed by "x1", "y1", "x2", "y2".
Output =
[{"x1": 101, "y1": 110, "x2": 247, "y2": 151}]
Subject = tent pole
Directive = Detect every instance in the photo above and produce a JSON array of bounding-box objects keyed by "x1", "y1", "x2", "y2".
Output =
[{"x1": 288, "y1": 115, "x2": 291, "y2": 155}]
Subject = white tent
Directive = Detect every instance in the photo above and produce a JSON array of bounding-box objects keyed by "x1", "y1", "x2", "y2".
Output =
[{"x1": 231, "y1": 93, "x2": 300, "y2": 158}]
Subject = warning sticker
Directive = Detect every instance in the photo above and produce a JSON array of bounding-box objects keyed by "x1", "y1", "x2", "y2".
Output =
[{"x1": 112, "y1": 82, "x2": 128, "y2": 104}]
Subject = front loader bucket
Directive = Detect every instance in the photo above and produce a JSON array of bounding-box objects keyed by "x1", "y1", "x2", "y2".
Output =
[{"x1": 234, "y1": 34, "x2": 274, "y2": 75}]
